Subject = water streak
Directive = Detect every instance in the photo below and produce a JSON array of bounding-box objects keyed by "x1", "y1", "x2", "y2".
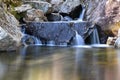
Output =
[
  {"x1": 90, "y1": 28, "x2": 100, "y2": 44},
  {"x1": 47, "y1": 40, "x2": 55, "y2": 46},
  {"x1": 22, "y1": 34, "x2": 42, "y2": 46},
  {"x1": 78, "y1": 5, "x2": 86, "y2": 21},
  {"x1": 74, "y1": 31, "x2": 84, "y2": 45}
]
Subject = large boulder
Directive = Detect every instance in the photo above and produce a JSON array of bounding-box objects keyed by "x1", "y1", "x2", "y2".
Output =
[
  {"x1": 84, "y1": 0, "x2": 120, "y2": 30},
  {"x1": 26, "y1": 21, "x2": 94, "y2": 44},
  {"x1": 15, "y1": 4, "x2": 32, "y2": 13},
  {"x1": 81, "y1": 0, "x2": 120, "y2": 44},
  {"x1": 0, "y1": 27, "x2": 17, "y2": 51},
  {"x1": 50, "y1": 0, "x2": 63, "y2": 5},
  {"x1": 59, "y1": 0, "x2": 81, "y2": 13},
  {"x1": 0, "y1": 5, "x2": 23, "y2": 51},
  {"x1": 25, "y1": 9, "x2": 47, "y2": 22},
  {"x1": 24, "y1": 1, "x2": 53, "y2": 14}
]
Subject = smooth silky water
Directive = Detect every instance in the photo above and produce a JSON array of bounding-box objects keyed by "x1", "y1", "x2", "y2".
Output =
[{"x1": 0, "y1": 45, "x2": 120, "y2": 80}]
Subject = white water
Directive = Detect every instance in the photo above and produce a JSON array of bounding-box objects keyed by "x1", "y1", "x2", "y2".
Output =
[
  {"x1": 22, "y1": 34, "x2": 42, "y2": 46},
  {"x1": 78, "y1": 6, "x2": 86, "y2": 21},
  {"x1": 32, "y1": 36, "x2": 42, "y2": 45},
  {"x1": 74, "y1": 31, "x2": 84, "y2": 45},
  {"x1": 47, "y1": 40, "x2": 55, "y2": 46},
  {"x1": 90, "y1": 28, "x2": 100, "y2": 44},
  {"x1": 59, "y1": 42, "x2": 67, "y2": 46}
]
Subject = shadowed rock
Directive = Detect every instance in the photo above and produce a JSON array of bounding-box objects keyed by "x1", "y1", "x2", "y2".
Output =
[{"x1": 26, "y1": 21, "x2": 94, "y2": 44}]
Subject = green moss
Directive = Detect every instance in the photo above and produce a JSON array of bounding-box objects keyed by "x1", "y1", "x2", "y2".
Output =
[
  {"x1": 11, "y1": 11, "x2": 26, "y2": 20},
  {"x1": 1, "y1": 0, "x2": 26, "y2": 21},
  {"x1": 3, "y1": 0, "x2": 22, "y2": 7}
]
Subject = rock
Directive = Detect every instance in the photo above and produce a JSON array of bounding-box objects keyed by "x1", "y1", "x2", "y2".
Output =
[
  {"x1": 63, "y1": 16, "x2": 73, "y2": 21},
  {"x1": 26, "y1": 21, "x2": 94, "y2": 44},
  {"x1": 0, "y1": 6, "x2": 23, "y2": 51},
  {"x1": 114, "y1": 29, "x2": 120, "y2": 48},
  {"x1": 82, "y1": 0, "x2": 120, "y2": 43},
  {"x1": 0, "y1": 27, "x2": 7, "y2": 40},
  {"x1": 24, "y1": 1, "x2": 53, "y2": 14},
  {"x1": 59, "y1": 0, "x2": 81, "y2": 13},
  {"x1": 50, "y1": 0, "x2": 63, "y2": 5},
  {"x1": 0, "y1": 35, "x2": 17, "y2": 52},
  {"x1": 84, "y1": 0, "x2": 120, "y2": 29},
  {"x1": 106, "y1": 37, "x2": 117, "y2": 45},
  {"x1": 0, "y1": 27, "x2": 16, "y2": 51},
  {"x1": 25, "y1": 9, "x2": 47, "y2": 22},
  {"x1": 46, "y1": 13, "x2": 63, "y2": 21},
  {"x1": 15, "y1": 4, "x2": 32, "y2": 13},
  {"x1": 110, "y1": 22, "x2": 120, "y2": 36}
]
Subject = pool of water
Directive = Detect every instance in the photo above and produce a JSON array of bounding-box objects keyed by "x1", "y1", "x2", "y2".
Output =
[{"x1": 0, "y1": 45, "x2": 120, "y2": 80}]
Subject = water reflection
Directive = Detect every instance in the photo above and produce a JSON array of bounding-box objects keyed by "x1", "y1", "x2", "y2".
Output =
[{"x1": 0, "y1": 46, "x2": 120, "y2": 80}]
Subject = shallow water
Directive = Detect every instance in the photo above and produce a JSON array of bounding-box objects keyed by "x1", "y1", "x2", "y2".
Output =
[{"x1": 0, "y1": 45, "x2": 120, "y2": 80}]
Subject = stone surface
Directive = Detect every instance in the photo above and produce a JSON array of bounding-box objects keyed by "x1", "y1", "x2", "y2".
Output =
[
  {"x1": 114, "y1": 29, "x2": 120, "y2": 48},
  {"x1": 46, "y1": 13, "x2": 63, "y2": 21},
  {"x1": 106, "y1": 37, "x2": 117, "y2": 45},
  {"x1": 25, "y1": 9, "x2": 47, "y2": 22},
  {"x1": 0, "y1": 6, "x2": 23, "y2": 51},
  {"x1": 15, "y1": 4, "x2": 32, "y2": 13},
  {"x1": 0, "y1": 36, "x2": 17, "y2": 51},
  {"x1": 84, "y1": 0, "x2": 120, "y2": 30},
  {"x1": 0, "y1": 28, "x2": 17, "y2": 51},
  {"x1": 50, "y1": 0, "x2": 63, "y2": 5},
  {"x1": 24, "y1": 1, "x2": 53, "y2": 14},
  {"x1": 0, "y1": 27, "x2": 7, "y2": 40},
  {"x1": 59, "y1": 0, "x2": 81, "y2": 13},
  {"x1": 26, "y1": 21, "x2": 94, "y2": 44}
]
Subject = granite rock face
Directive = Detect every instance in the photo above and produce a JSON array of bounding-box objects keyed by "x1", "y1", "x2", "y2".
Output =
[
  {"x1": 0, "y1": 6, "x2": 23, "y2": 51},
  {"x1": 0, "y1": 27, "x2": 16, "y2": 51},
  {"x1": 26, "y1": 21, "x2": 94, "y2": 44},
  {"x1": 84, "y1": 0, "x2": 120, "y2": 30},
  {"x1": 24, "y1": 1, "x2": 53, "y2": 14},
  {"x1": 59, "y1": 0, "x2": 81, "y2": 13},
  {"x1": 25, "y1": 9, "x2": 47, "y2": 22}
]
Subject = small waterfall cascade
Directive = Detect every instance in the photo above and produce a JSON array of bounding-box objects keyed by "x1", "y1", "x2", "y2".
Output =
[
  {"x1": 22, "y1": 34, "x2": 42, "y2": 46},
  {"x1": 74, "y1": 31, "x2": 85, "y2": 45},
  {"x1": 47, "y1": 40, "x2": 55, "y2": 46},
  {"x1": 33, "y1": 36, "x2": 42, "y2": 45},
  {"x1": 90, "y1": 27, "x2": 100, "y2": 44},
  {"x1": 21, "y1": 25, "x2": 42, "y2": 46},
  {"x1": 78, "y1": 5, "x2": 86, "y2": 21},
  {"x1": 59, "y1": 42, "x2": 67, "y2": 46}
]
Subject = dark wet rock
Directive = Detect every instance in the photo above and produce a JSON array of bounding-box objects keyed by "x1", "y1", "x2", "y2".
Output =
[
  {"x1": 26, "y1": 21, "x2": 94, "y2": 44},
  {"x1": 59, "y1": 0, "x2": 81, "y2": 14},
  {"x1": 63, "y1": 16, "x2": 73, "y2": 21},
  {"x1": 46, "y1": 13, "x2": 63, "y2": 21},
  {"x1": 69, "y1": 4, "x2": 83, "y2": 20}
]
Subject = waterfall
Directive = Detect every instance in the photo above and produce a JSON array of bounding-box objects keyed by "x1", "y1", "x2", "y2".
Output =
[
  {"x1": 47, "y1": 40, "x2": 55, "y2": 46},
  {"x1": 32, "y1": 36, "x2": 42, "y2": 45},
  {"x1": 59, "y1": 42, "x2": 67, "y2": 46},
  {"x1": 90, "y1": 28, "x2": 100, "y2": 44},
  {"x1": 78, "y1": 5, "x2": 86, "y2": 21},
  {"x1": 74, "y1": 31, "x2": 84, "y2": 45},
  {"x1": 22, "y1": 34, "x2": 42, "y2": 46}
]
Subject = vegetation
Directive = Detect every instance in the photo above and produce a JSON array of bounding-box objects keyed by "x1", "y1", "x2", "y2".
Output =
[{"x1": 0, "y1": 0, "x2": 24, "y2": 20}]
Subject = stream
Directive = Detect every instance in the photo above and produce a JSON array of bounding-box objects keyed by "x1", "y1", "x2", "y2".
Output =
[{"x1": 0, "y1": 45, "x2": 120, "y2": 80}]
